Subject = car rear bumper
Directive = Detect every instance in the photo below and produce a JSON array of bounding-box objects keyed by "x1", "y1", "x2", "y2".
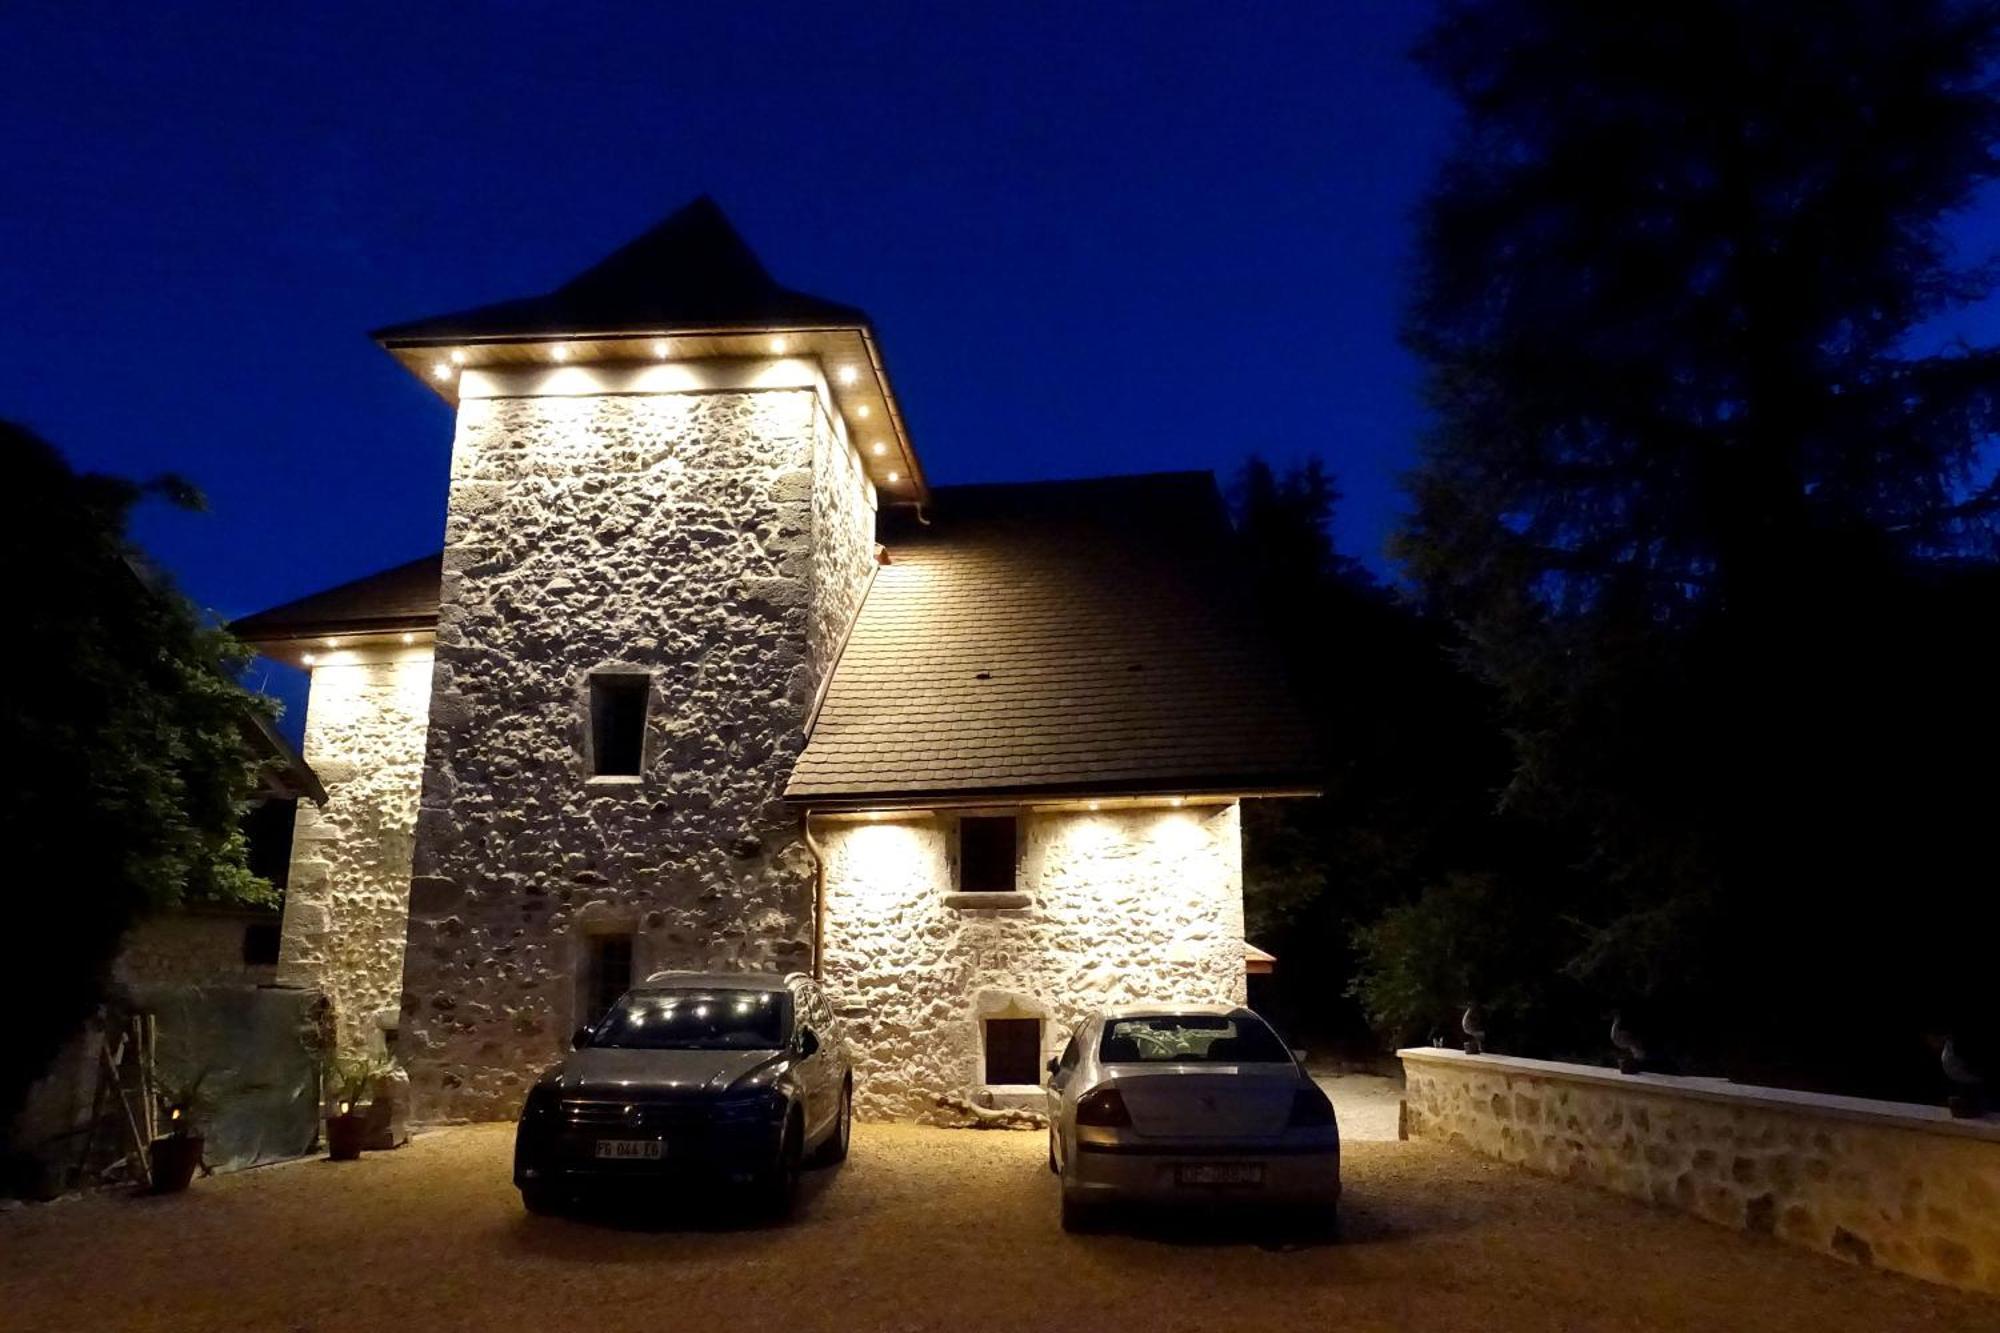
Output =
[{"x1": 1067, "y1": 1142, "x2": 1341, "y2": 1205}]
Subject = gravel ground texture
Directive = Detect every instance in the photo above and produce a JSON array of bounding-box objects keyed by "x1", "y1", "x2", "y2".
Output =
[
  {"x1": 3, "y1": 1122, "x2": 1995, "y2": 1333},
  {"x1": 1314, "y1": 1071, "x2": 1404, "y2": 1141}
]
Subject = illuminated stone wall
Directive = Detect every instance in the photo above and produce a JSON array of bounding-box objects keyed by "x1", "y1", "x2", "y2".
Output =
[
  {"x1": 276, "y1": 648, "x2": 434, "y2": 1054},
  {"x1": 809, "y1": 392, "x2": 877, "y2": 692},
  {"x1": 818, "y1": 802, "x2": 1247, "y2": 1121},
  {"x1": 1402, "y1": 1048, "x2": 2000, "y2": 1296},
  {"x1": 115, "y1": 910, "x2": 277, "y2": 991},
  {"x1": 399, "y1": 373, "x2": 876, "y2": 1122}
]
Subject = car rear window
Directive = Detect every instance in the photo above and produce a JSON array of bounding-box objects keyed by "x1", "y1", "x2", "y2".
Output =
[
  {"x1": 1098, "y1": 1014, "x2": 1291, "y2": 1064},
  {"x1": 592, "y1": 989, "x2": 788, "y2": 1050}
]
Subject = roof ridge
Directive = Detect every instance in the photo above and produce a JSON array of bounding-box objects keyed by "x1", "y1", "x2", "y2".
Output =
[{"x1": 372, "y1": 196, "x2": 867, "y2": 344}]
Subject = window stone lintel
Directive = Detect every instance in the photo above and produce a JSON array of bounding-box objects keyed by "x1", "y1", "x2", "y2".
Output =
[{"x1": 943, "y1": 891, "x2": 1032, "y2": 911}]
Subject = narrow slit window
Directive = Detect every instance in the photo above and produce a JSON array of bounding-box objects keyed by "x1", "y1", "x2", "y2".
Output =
[
  {"x1": 586, "y1": 934, "x2": 634, "y2": 1023},
  {"x1": 984, "y1": 1017, "x2": 1042, "y2": 1086},
  {"x1": 957, "y1": 815, "x2": 1018, "y2": 894},
  {"x1": 589, "y1": 673, "x2": 650, "y2": 776}
]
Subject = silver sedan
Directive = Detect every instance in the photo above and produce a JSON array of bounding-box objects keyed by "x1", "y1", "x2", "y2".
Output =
[{"x1": 1044, "y1": 1004, "x2": 1341, "y2": 1232}]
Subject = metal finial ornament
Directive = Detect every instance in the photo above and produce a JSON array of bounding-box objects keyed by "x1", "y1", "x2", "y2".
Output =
[
  {"x1": 1610, "y1": 1010, "x2": 1647, "y2": 1074},
  {"x1": 1461, "y1": 1002, "x2": 1487, "y2": 1056}
]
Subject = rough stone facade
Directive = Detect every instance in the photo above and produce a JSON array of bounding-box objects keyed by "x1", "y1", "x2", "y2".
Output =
[
  {"x1": 399, "y1": 379, "x2": 875, "y2": 1122},
  {"x1": 1401, "y1": 1048, "x2": 2000, "y2": 1296},
  {"x1": 115, "y1": 910, "x2": 278, "y2": 991},
  {"x1": 818, "y1": 802, "x2": 1247, "y2": 1121},
  {"x1": 277, "y1": 648, "x2": 433, "y2": 1053},
  {"x1": 808, "y1": 393, "x2": 877, "y2": 693}
]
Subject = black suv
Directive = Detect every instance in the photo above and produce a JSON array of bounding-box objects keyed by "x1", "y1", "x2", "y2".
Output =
[{"x1": 513, "y1": 971, "x2": 853, "y2": 1215}]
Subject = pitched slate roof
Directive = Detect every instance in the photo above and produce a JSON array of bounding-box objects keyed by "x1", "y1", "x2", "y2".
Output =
[
  {"x1": 785, "y1": 473, "x2": 1320, "y2": 804},
  {"x1": 372, "y1": 196, "x2": 867, "y2": 345},
  {"x1": 232, "y1": 474, "x2": 1319, "y2": 802},
  {"x1": 230, "y1": 552, "x2": 441, "y2": 642}
]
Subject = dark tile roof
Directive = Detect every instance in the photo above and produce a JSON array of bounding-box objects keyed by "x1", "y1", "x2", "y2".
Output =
[
  {"x1": 372, "y1": 197, "x2": 867, "y2": 345},
  {"x1": 786, "y1": 472, "x2": 1321, "y2": 803},
  {"x1": 234, "y1": 474, "x2": 1321, "y2": 802},
  {"x1": 230, "y1": 553, "x2": 440, "y2": 642}
]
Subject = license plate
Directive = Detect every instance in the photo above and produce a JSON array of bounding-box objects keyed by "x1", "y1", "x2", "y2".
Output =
[
  {"x1": 594, "y1": 1139, "x2": 663, "y2": 1161},
  {"x1": 1175, "y1": 1163, "x2": 1262, "y2": 1187}
]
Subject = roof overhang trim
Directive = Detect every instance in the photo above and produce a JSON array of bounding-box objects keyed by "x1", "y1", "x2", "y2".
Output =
[
  {"x1": 376, "y1": 323, "x2": 927, "y2": 504},
  {"x1": 788, "y1": 781, "x2": 1322, "y2": 812}
]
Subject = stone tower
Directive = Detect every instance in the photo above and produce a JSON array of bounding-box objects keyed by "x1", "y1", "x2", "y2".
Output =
[{"x1": 374, "y1": 200, "x2": 914, "y2": 1120}]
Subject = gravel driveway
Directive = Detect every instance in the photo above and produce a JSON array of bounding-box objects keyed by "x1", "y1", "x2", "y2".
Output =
[{"x1": 3, "y1": 1122, "x2": 1993, "y2": 1332}]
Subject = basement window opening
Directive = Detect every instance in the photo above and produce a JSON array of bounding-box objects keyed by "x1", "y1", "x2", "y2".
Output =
[
  {"x1": 588, "y1": 672, "x2": 650, "y2": 777},
  {"x1": 956, "y1": 815, "x2": 1018, "y2": 894},
  {"x1": 984, "y1": 1017, "x2": 1043, "y2": 1086}
]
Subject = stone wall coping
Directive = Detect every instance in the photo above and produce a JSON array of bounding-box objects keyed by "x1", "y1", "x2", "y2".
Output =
[{"x1": 1397, "y1": 1046, "x2": 2000, "y2": 1143}]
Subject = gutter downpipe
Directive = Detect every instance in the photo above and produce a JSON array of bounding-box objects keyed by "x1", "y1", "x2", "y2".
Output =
[{"x1": 802, "y1": 809, "x2": 828, "y2": 982}]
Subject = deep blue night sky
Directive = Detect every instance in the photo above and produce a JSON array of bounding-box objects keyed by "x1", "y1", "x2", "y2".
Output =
[{"x1": 2, "y1": 3, "x2": 1447, "y2": 636}]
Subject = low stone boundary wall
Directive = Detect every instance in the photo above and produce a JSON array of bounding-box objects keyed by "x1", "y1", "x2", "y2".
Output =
[{"x1": 1399, "y1": 1047, "x2": 2000, "y2": 1295}]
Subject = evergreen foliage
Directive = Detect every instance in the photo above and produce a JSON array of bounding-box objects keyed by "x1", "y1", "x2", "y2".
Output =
[
  {"x1": 1232, "y1": 458, "x2": 1563, "y2": 1052},
  {"x1": 1394, "y1": 0, "x2": 2000, "y2": 1091},
  {"x1": 0, "y1": 421, "x2": 275, "y2": 1137}
]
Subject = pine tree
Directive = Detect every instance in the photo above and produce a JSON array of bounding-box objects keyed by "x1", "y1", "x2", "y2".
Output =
[{"x1": 1398, "y1": 1, "x2": 2000, "y2": 1090}]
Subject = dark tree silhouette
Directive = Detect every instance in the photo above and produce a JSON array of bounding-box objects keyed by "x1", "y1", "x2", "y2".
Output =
[
  {"x1": 1232, "y1": 458, "x2": 1564, "y2": 1053},
  {"x1": 0, "y1": 423, "x2": 274, "y2": 1146},
  {"x1": 1398, "y1": 0, "x2": 2000, "y2": 1092}
]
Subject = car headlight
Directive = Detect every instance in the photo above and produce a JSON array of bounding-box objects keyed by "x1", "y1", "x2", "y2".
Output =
[
  {"x1": 519, "y1": 1082, "x2": 560, "y2": 1126},
  {"x1": 712, "y1": 1088, "x2": 787, "y2": 1123}
]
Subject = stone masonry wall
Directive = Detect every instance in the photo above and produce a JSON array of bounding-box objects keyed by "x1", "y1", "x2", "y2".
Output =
[
  {"x1": 808, "y1": 393, "x2": 877, "y2": 693},
  {"x1": 116, "y1": 911, "x2": 277, "y2": 991},
  {"x1": 402, "y1": 386, "x2": 872, "y2": 1122},
  {"x1": 277, "y1": 649, "x2": 433, "y2": 1053},
  {"x1": 819, "y1": 802, "x2": 1246, "y2": 1122},
  {"x1": 1401, "y1": 1048, "x2": 2000, "y2": 1295}
]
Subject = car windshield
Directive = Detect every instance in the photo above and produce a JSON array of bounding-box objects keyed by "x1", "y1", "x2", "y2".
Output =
[
  {"x1": 1098, "y1": 1014, "x2": 1291, "y2": 1064},
  {"x1": 591, "y1": 989, "x2": 788, "y2": 1050}
]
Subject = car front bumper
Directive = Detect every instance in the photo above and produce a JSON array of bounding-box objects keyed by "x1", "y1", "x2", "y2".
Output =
[{"x1": 514, "y1": 1108, "x2": 787, "y2": 1191}]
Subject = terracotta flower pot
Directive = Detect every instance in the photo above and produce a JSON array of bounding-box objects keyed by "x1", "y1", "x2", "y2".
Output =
[
  {"x1": 150, "y1": 1134, "x2": 203, "y2": 1194},
  {"x1": 325, "y1": 1112, "x2": 366, "y2": 1161}
]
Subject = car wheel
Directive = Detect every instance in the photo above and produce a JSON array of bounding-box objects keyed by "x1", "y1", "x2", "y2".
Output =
[
  {"x1": 816, "y1": 1079, "x2": 852, "y2": 1165},
  {"x1": 519, "y1": 1183, "x2": 564, "y2": 1217},
  {"x1": 760, "y1": 1115, "x2": 804, "y2": 1219},
  {"x1": 1059, "y1": 1188, "x2": 1103, "y2": 1234}
]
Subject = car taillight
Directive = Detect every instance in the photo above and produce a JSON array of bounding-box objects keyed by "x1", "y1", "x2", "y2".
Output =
[
  {"x1": 1075, "y1": 1087, "x2": 1132, "y2": 1128},
  {"x1": 1288, "y1": 1087, "x2": 1337, "y2": 1128}
]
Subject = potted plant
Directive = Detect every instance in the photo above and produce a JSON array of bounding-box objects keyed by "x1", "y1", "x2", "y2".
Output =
[
  {"x1": 149, "y1": 1069, "x2": 209, "y2": 1194},
  {"x1": 325, "y1": 1054, "x2": 393, "y2": 1161}
]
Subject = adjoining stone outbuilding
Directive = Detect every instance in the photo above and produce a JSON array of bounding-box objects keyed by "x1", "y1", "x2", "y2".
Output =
[{"x1": 232, "y1": 197, "x2": 1318, "y2": 1124}]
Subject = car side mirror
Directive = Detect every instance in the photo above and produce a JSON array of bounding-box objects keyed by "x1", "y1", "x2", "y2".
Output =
[
  {"x1": 797, "y1": 1027, "x2": 821, "y2": 1058},
  {"x1": 570, "y1": 1025, "x2": 592, "y2": 1051},
  {"x1": 1046, "y1": 1057, "x2": 1061, "y2": 1078}
]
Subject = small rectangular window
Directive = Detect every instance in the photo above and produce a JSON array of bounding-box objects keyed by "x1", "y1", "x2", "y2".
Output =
[
  {"x1": 984, "y1": 1017, "x2": 1042, "y2": 1086},
  {"x1": 957, "y1": 815, "x2": 1018, "y2": 893},
  {"x1": 586, "y1": 934, "x2": 634, "y2": 1022},
  {"x1": 588, "y1": 673, "x2": 650, "y2": 777},
  {"x1": 242, "y1": 921, "x2": 280, "y2": 966}
]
